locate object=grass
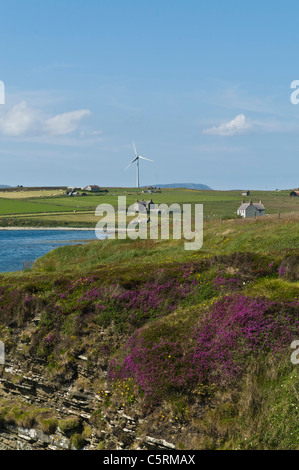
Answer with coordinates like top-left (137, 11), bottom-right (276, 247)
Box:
top-left (29, 213), bottom-right (299, 274)
top-left (0, 206), bottom-right (298, 450)
top-left (244, 278), bottom-right (299, 301)
top-left (0, 186), bottom-right (298, 227)
top-left (0, 189), bottom-right (66, 199)
top-left (58, 417), bottom-right (82, 435)
top-left (0, 400), bottom-right (57, 433)
top-left (0, 198), bottom-right (79, 215)
top-left (205, 357), bottom-right (299, 450)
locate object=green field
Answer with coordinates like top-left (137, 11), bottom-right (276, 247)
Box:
top-left (0, 213), bottom-right (298, 450)
top-left (0, 197), bottom-right (79, 215)
top-left (0, 187), bottom-right (298, 227)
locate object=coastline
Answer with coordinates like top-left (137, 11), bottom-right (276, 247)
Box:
top-left (0, 227), bottom-right (95, 231)
top-left (0, 228), bottom-right (106, 273)
top-left (0, 227), bottom-right (132, 233)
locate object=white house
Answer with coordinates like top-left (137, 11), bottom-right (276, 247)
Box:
top-left (132, 199), bottom-right (155, 212)
top-left (84, 185), bottom-right (100, 192)
top-left (126, 199), bottom-right (155, 218)
top-left (237, 200), bottom-right (265, 218)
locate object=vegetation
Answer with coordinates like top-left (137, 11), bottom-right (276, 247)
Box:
top-left (0, 196), bottom-right (298, 450)
top-left (0, 400), bottom-right (57, 432)
top-left (0, 186), bottom-right (298, 227)
top-left (58, 417), bottom-right (82, 435)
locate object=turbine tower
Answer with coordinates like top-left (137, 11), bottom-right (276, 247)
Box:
top-left (125, 141), bottom-right (154, 188)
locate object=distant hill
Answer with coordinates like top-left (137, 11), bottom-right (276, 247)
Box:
top-left (0, 185), bottom-right (11, 188)
top-left (153, 183), bottom-right (212, 190)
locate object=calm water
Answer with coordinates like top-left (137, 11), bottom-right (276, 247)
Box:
top-left (0, 229), bottom-right (106, 273)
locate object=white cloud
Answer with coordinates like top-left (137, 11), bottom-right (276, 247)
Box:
top-left (0, 101), bottom-right (91, 137)
top-left (43, 109), bottom-right (91, 135)
top-left (202, 114), bottom-right (251, 136)
top-left (79, 129), bottom-right (102, 138)
top-left (0, 101), bottom-right (40, 136)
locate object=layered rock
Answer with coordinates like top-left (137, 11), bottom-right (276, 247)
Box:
top-left (0, 351), bottom-right (181, 450)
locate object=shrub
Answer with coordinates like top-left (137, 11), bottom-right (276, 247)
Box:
top-left (39, 418), bottom-right (58, 435)
top-left (278, 255), bottom-right (299, 281)
top-left (58, 417), bottom-right (81, 435)
top-left (71, 433), bottom-right (86, 449)
top-left (108, 295), bottom-right (299, 401)
top-left (213, 275), bottom-right (242, 291)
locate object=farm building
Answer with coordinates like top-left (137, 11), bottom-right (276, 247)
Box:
top-left (133, 199), bottom-right (155, 212)
top-left (241, 190), bottom-right (250, 196)
top-left (237, 200), bottom-right (265, 218)
top-left (135, 199), bottom-right (155, 212)
top-left (84, 185), bottom-right (100, 192)
top-left (65, 188), bottom-right (79, 196)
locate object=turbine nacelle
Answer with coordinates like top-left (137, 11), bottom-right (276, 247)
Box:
top-left (125, 141), bottom-right (154, 188)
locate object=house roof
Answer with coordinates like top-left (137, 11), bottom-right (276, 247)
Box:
top-left (135, 199), bottom-right (153, 205)
top-left (238, 202), bottom-right (265, 211)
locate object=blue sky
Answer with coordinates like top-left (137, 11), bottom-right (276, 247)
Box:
top-left (1, 0), bottom-right (299, 190)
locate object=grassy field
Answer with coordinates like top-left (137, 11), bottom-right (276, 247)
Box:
top-left (0, 186), bottom-right (298, 227)
top-left (28, 212), bottom-right (299, 273)
top-left (0, 189), bottom-right (66, 198)
top-left (0, 208), bottom-right (298, 450)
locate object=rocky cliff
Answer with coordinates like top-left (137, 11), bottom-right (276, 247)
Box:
top-left (0, 347), bottom-right (186, 450)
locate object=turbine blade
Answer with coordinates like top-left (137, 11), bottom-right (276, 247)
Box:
top-left (138, 156), bottom-right (154, 162)
top-left (133, 141), bottom-right (137, 156)
top-left (125, 157), bottom-right (138, 170)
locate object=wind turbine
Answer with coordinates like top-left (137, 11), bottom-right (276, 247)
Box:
top-left (125, 141), bottom-right (154, 188)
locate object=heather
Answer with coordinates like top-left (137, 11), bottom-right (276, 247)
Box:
top-left (108, 295), bottom-right (299, 399)
top-left (0, 216), bottom-right (298, 450)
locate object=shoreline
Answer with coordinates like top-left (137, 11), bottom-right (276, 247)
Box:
top-left (0, 228), bottom-right (107, 273)
top-left (0, 227), bottom-right (133, 233)
top-left (0, 227), bottom-right (95, 231)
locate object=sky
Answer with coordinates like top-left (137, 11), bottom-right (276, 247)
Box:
top-left (1, 0), bottom-right (299, 190)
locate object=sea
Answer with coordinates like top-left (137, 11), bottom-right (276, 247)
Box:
top-left (0, 229), bottom-right (106, 273)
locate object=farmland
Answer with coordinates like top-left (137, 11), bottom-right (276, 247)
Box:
top-left (0, 186), bottom-right (298, 451)
top-left (0, 210), bottom-right (298, 450)
top-left (0, 186), bottom-right (298, 228)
